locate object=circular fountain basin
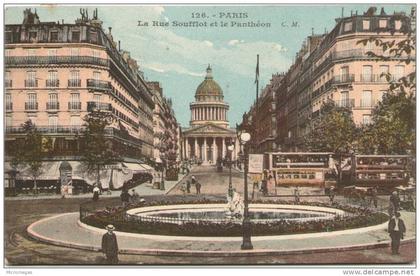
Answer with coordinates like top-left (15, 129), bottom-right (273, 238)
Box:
top-left (126, 204), bottom-right (346, 224)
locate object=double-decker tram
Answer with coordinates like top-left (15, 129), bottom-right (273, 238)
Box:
top-left (350, 155), bottom-right (413, 188)
top-left (264, 152), bottom-right (337, 189)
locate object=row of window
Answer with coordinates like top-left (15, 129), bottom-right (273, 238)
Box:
top-left (343, 18), bottom-right (402, 33)
top-left (313, 64), bottom-right (405, 89)
top-left (5, 48), bottom-right (102, 58)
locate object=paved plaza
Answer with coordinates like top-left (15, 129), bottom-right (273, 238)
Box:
top-left (5, 165), bottom-right (416, 265)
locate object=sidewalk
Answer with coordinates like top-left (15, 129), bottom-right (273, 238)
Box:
top-left (27, 209), bottom-right (415, 257)
top-left (5, 173), bottom-right (187, 201)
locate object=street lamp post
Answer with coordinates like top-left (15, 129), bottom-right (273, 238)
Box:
top-left (238, 131), bottom-right (253, 250)
top-left (227, 144), bottom-right (234, 198)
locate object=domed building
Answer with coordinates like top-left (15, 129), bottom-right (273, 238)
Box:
top-left (181, 65), bottom-right (239, 164)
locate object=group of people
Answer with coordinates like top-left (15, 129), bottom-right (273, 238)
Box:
top-left (180, 175), bottom-right (201, 194)
top-left (120, 188), bottom-right (141, 206)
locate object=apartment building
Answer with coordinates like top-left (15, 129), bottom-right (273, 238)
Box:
top-left (4, 9), bottom-right (156, 188)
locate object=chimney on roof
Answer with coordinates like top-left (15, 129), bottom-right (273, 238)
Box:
top-left (380, 7), bottom-right (387, 16)
top-left (118, 40), bottom-right (121, 51)
top-left (108, 27), bottom-right (112, 34)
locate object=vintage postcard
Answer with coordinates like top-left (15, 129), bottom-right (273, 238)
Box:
top-left (2, 1), bottom-right (417, 272)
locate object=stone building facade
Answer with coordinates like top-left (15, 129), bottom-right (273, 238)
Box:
top-left (4, 9), bottom-right (156, 188)
top-left (181, 66), bottom-right (239, 163)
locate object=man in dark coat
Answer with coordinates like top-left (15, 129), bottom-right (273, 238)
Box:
top-left (120, 189), bottom-right (130, 207)
top-left (101, 224), bottom-right (119, 264)
top-left (186, 180), bottom-right (191, 193)
top-left (388, 212), bottom-right (406, 255)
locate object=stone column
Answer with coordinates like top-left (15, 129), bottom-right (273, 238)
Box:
top-left (194, 138), bottom-right (198, 157)
top-left (186, 138), bottom-right (190, 158)
top-left (212, 137), bottom-right (216, 163)
top-left (222, 137), bottom-right (226, 158)
top-left (203, 137), bottom-right (207, 163)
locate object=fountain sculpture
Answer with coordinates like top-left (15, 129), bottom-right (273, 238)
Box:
top-left (226, 189), bottom-right (244, 219)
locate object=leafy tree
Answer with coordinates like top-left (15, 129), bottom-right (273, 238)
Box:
top-left (306, 101), bottom-right (357, 153)
top-left (305, 101), bottom-right (357, 182)
top-left (357, 92), bottom-right (415, 154)
top-left (11, 120), bottom-right (52, 193)
top-left (80, 110), bottom-right (121, 190)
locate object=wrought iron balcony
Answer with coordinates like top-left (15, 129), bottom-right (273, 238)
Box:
top-left (5, 56), bottom-right (109, 67)
top-left (332, 74), bottom-right (355, 84)
top-left (359, 99), bottom-right (379, 108)
top-left (46, 79), bottom-right (60, 87)
top-left (25, 102), bottom-right (38, 111)
top-left (25, 79), bottom-right (38, 88)
top-left (87, 101), bottom-right (112, 112)
top-left (87, 79), bottom-right (111, 91)
top-left (6, 125), bottom-right (84, 134)
top-left (68, 102), bottom-right (82, 110)
top-left (68, 79), bottom-right (81, 87)
top-left (335, 99), bottom-right (355, 108)
top-left (46, 102), bottom-right (60, 110)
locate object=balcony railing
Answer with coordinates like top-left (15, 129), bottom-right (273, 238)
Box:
top-left (68, 102), bottom-right (82, 110)
top-left (5, 56), bottom-right (109, 67)
top-left (87, 79), bottom-right (111, 91)
top-left (87, 101), bottom-right (112, 112)
top-left (25, 79), bottom-right (38, 88)
top-left (5, 80), bottom-right (12, 88)
top-left (335, 99), bottom-right (355, 108)
top-left (46, 102), bottom-right (60, 110)
top-left (359, 99), bottom-right (379, 108)
top-left (6, 102), bottom-right (12, 111)
top-left (25, 102), bottom-right (38, 110)
top-left (6, 125), bottom-right (84, 134)
top-left (6, 126), bottom-right (142, 147)
top-left (68, 79), bottom-right (81, 87)
top-left (46, 79), bottom-right (60, 87)
top-left (332, 74), bottom-right (355, 84)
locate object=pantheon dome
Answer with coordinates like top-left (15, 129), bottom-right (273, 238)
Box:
top-left (190, 65), bottom-right (229, 128)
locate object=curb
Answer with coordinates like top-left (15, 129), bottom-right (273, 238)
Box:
top-left (164, 173), bottom-right (190, 195)
top-left (27, 212), bottom-right (416, 257)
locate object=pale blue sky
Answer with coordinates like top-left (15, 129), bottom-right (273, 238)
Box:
top-left (5, 4), bottom-right (413, 127)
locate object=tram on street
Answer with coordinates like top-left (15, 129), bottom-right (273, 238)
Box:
top-left (264, 152), bottom-right (337, 189)
top-left (349, 155), bottom-right (413, 188)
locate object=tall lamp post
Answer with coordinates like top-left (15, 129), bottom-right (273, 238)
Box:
top-left (227, 143), bottom-right (234, 198)
top-left (238, 130), bottom-right (253, 250)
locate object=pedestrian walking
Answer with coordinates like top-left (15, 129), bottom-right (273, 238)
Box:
top-left (120, 188), bottom-right (130, 207)
top-left (388, 212), bottom-right (406, 255)
top-left (186, 180), bottom-right (191, 193)
top-left (92, 185), bottom-right (100, 201)
top-left (328, 186), bottom-right (335, 204)
top-left (196, 181), bottom-right (201, 194)
top-left (371, 186), bottom-right (378, 208)
top-left (130, 189), bottom-right (139, 203)
top-left (101, 224), bottom-right (119, 264)
top-left (294, 187), bottom-right (300, 204)
top-left (389, 191), bottom-right (400, 216)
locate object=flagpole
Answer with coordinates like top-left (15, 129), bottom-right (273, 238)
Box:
top-left (255, 54), bottom-right (259, 108)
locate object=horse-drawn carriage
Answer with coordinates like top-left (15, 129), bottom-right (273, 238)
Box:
top-left (395, 185), bottom-right (415, 212)
top-left (343, 185), bottom-right (378, 207)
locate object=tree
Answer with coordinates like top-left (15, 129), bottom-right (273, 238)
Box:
top-left (305, 101), bottom-right (357, 153)
top-left (357, 91), bottom-right (415, 154)
top-left (305, 101), bottom-right (357, 182)
top-left (11, 120), bottom-right (52, 193)
top-left (80, 111), bottom-right (121, 190)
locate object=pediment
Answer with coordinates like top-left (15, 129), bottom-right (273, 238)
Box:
top-left (183, 123), bottom-right (235, 135)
